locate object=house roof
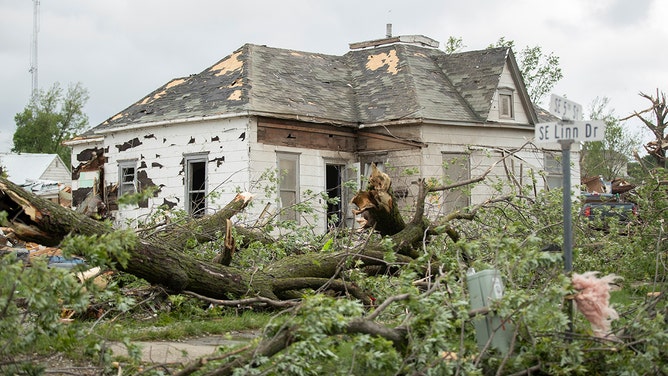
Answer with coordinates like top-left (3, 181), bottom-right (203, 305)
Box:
top-left (90, 38), bottom-right (537, 133)
top-left (0, 153), bottom-right (66, 185)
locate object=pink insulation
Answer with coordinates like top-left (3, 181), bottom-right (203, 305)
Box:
top-left (571, 271), bottom-right (621, 338)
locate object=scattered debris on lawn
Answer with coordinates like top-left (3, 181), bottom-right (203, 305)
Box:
top-left (1, 227), bottom-right (85, 267)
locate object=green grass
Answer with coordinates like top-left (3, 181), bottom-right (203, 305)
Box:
top-left (97, 309), bottom-right (273, 342)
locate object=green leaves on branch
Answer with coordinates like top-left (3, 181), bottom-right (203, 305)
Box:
top-left (13, 82), bottom-right (89, 166)
top-left (489, 37), bottom-right (563, 103)
top-left (580, 96), bottom-right (640, 180)
top-left (61, 229), bottom-right (137, 270)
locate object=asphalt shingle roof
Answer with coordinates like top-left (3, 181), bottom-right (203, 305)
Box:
top-left (91, 41), bottom-right (534, 132)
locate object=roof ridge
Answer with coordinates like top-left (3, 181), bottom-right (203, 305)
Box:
top-left (392, 44), bottom-right (424, 121)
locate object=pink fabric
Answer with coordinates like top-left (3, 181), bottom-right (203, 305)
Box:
top-left (571, 271), bottom-right (621, 337)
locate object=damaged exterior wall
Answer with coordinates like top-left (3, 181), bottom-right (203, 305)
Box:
top-left (71, 116), bottom-right (360, 232)
top-left (107, 117), bottom-right (249, 226)
top-left (67, 36), bottom-right (579, 233)
top-left (249, 118), bottom-right (358, 231)
top-left (71, 118), bottom-right (251, 227)
top-left (70, 139), bottom-right (106, 211)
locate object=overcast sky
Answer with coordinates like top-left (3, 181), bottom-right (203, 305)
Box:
top-left (1, 0), bottom-right (666, 154)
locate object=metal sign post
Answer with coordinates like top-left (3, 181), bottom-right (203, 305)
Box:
top-left (559, 139), bottom-right (574, 276)
top-left (559, 139), bottom-right (575, 337)
top-left (536, 94), bottom-right (607, 337)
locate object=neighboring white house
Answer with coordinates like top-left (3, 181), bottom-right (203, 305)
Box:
top-left (65, 34), bottom-right (577, 231)
top-left (0, 152), bottom-right (71, 203)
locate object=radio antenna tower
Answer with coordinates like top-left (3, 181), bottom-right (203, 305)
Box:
top-left (29, 0), bottom-right (40, 104)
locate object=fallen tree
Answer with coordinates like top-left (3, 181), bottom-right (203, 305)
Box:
top-left (0, 164), bottom-right (444, 305)
top-left (0, 152), bottom-right (513, 305)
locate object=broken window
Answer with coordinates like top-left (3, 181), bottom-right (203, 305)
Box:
top-left (118, 160), bottom-right (137, 197)
top-left (185, 154), bottom-right (207, 217)
top-left (544, 152), bottom-right (563, 189)
top-left (277, 152), bottom-right (299, 222)
top-left (498, 89), bottom-right (514, 119)
top-left (442, 153), bottom-right (471, 210)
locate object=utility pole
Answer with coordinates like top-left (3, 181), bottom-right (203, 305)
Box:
top-left (29, 0), bottom-right (40, 104)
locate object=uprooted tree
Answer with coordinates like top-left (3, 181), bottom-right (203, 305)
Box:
top-left (1, 149), bottom-right (666, 375)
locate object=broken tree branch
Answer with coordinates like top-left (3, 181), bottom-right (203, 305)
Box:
top-left (182, 291), bottom-right (299, 309)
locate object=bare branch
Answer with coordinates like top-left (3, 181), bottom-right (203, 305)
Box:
top-left (183, 291), bottom-right (299, 308)
top-left (367, 293), bottom-right (411, 320)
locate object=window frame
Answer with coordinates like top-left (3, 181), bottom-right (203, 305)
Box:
top-left (544, 152), bottom-right (563, 189)
top-left (184, 153), bottom-right (209, 217)
top-left (276, 152), bottom-right (300, 222)
top-left (442, 152), bottom-right (471, 210)
top-left (498, 88), bottom-right (515, 119)
top-left (117, 159), bottom-right (137, 197)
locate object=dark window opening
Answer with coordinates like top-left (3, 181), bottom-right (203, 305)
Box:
top-left (187, 159), bottom-right (207, 217)
top-left (326, 164), bottom-right (343, 227)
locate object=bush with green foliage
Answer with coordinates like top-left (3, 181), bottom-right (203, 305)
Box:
top-left (0, 227), bottom-right (138, 373)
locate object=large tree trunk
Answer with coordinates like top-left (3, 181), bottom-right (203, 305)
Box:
top-left (0, 176), bottom-right (430, 303)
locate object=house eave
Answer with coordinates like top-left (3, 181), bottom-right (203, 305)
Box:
top-left (93, 112), bottom-right (254, 134)
top-left (94, 111), bottom-right (358, 135)
top-left (62, 135), bottom-right (105, 146)
top-left (360, 118), bottom-right (535, 131)
top-left (253, 111), bottom-right (358, 128)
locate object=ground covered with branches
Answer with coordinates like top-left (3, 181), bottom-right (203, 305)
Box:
top-left (0, 164), bottom-right (666, 375)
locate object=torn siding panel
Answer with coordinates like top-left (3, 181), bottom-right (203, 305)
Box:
top-left (70, 142), bottom-right (105, 210)
top-left (257, 118), bottom-right (356, 152)
top-left (115, 137), bottom-right (143, 152)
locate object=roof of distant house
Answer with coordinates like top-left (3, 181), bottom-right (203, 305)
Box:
top-left (88, 37), bottom-right (539, 133)
top-left (0, 153), bottom-right (66, 185)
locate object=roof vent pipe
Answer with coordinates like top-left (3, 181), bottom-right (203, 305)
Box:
top-left (386, 23), bottom-right (392, 38)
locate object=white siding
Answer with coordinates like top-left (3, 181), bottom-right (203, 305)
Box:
top-left (102, 117), bottom-right (251, 226)
top-left (69, 140), bottom-right (103, 194)
top-left (378, 123), bottom-right (580, 220)
top-left (88, 115), bottom-right (580, 231)
top-left (40, 156), bottom-right (71, 184)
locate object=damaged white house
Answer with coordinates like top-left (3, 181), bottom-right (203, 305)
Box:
top-left (65, 34), bottom-right (575, 230)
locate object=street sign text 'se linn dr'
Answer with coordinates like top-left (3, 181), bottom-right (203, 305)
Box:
top-left (535, 120), bottom-right (606, 143)
top-left (536, 94), bottom-right (606, 143)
